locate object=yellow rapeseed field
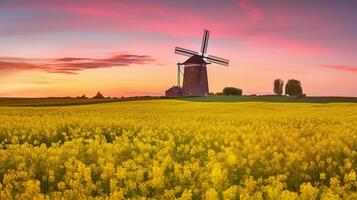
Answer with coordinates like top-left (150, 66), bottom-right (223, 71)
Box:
top-left (0, 100), bottom-right (356, 199)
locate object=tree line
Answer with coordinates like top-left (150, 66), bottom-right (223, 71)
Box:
top-left (219, 78), bottom-right (305, 97)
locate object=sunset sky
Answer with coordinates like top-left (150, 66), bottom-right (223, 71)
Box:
top-left (0, 0), bottom-right (356, 97)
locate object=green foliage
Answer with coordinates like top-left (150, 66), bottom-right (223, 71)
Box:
top-left (222, 87), bottom-right (243, 96)
top-left (285, 79), bottom-right (303, 96)
top-left (274, 79), bottom-right (284, 96)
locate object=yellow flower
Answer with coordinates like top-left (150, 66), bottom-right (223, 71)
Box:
top-left (320, 172), bottom-right (326, 180)
top-left (344, 171), bottom-right (356, 182)
top-left (223, 186), bottom-right (238, 200)
top-left (300, 182), bottom-right (319, 200)
top-left (205, 188), bottom-right (219, 200)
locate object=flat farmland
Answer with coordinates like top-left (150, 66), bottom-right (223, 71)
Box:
top-left (0, 98), bottom-right (356, 199)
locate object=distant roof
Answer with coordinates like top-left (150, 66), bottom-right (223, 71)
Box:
top-left (183, 55), bottom-right (208, 65)
top-left (165, 86), bottom-right (182, 92)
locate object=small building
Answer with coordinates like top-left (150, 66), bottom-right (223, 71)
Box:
top-left (165, 86), bottom-right (183, 97)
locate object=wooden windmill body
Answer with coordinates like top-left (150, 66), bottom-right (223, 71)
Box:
top-left (182, 55), bottom-right (209, 96)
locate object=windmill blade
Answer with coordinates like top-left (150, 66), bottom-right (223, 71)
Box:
top-left (206, 55), bottom-right (229, 66)
top-left (175, 47), bottom-right (199, 57)
top-left (201, 30), bottom-right (210, 55)
top-left (177, 64), bottom-right (181, 87)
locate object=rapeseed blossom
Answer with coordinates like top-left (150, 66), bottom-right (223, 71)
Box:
top-left (0, 100), bottom-right (356, 199)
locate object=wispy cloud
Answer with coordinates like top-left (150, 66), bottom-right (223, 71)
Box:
top-left (0, 53), bottom-right (155, 75)
top-left (319, 64), bottom-right (357, 73)
top-left (239, 0), bottom-right (262, 24)
top-left (0, 0), bottom-right (339, 57)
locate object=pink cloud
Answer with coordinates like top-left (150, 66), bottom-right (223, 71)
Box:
top-left (0, 53), bottom-right (155, 75)
top-left (319, 64), bottom-right (357, 73)
top-left (55, 57), bottom-right (88, 62)
top-left (0, 0), bottom-right (340, 57)
top-left (239, 0), bottom-right (262, 24)
top-left (270, 37), bottom-right (332, 56)
top-left (0, 1), bottom-right (256, 37)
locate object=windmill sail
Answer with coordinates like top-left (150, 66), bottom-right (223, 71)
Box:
top-left (206, 55), bottom-right (229, 66)
top-left (175, 47), bottom-right (199, 57)
top-left (201, 30), bottom-right (210, 55)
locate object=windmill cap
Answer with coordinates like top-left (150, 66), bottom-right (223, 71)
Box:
top-left (183, 55), bottom-right (208, 65)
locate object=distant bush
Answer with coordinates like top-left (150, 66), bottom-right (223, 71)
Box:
top-left (222, 87), bottom-right (243, 96)
top-left (297, 93), bottom-right (307, 98)
top-left (285, 79), bottom-right (303, 96)
top-left (274, 79), bottom-right (284, 96)
top-left (93, 91), bottom-right (105, 99)
top-left (77, 95), bottom-right (88, 99)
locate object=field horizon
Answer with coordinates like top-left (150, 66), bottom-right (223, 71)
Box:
top-left (0, 95), bottom-right (357, 107)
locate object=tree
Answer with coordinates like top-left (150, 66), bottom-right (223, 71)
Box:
top-left (285, 79), bottom-right (303, 96)
top-left (78, 94), bottom-right (87, 99)
top-left (93, 91), bottom-right (105, 99)
top-left (274, 79), bottom-right (284, 96)
top-left (222, 87), bottom-right (243, 96)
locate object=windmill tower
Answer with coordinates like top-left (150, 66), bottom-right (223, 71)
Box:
top-left (166, 30), bottom-right (229, 97)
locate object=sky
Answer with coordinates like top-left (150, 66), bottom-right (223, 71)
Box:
top-left (0, 0), bottom-right (356, 97)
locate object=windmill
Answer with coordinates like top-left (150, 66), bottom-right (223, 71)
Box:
top-left (165, 30), bottom-right (229, 97)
